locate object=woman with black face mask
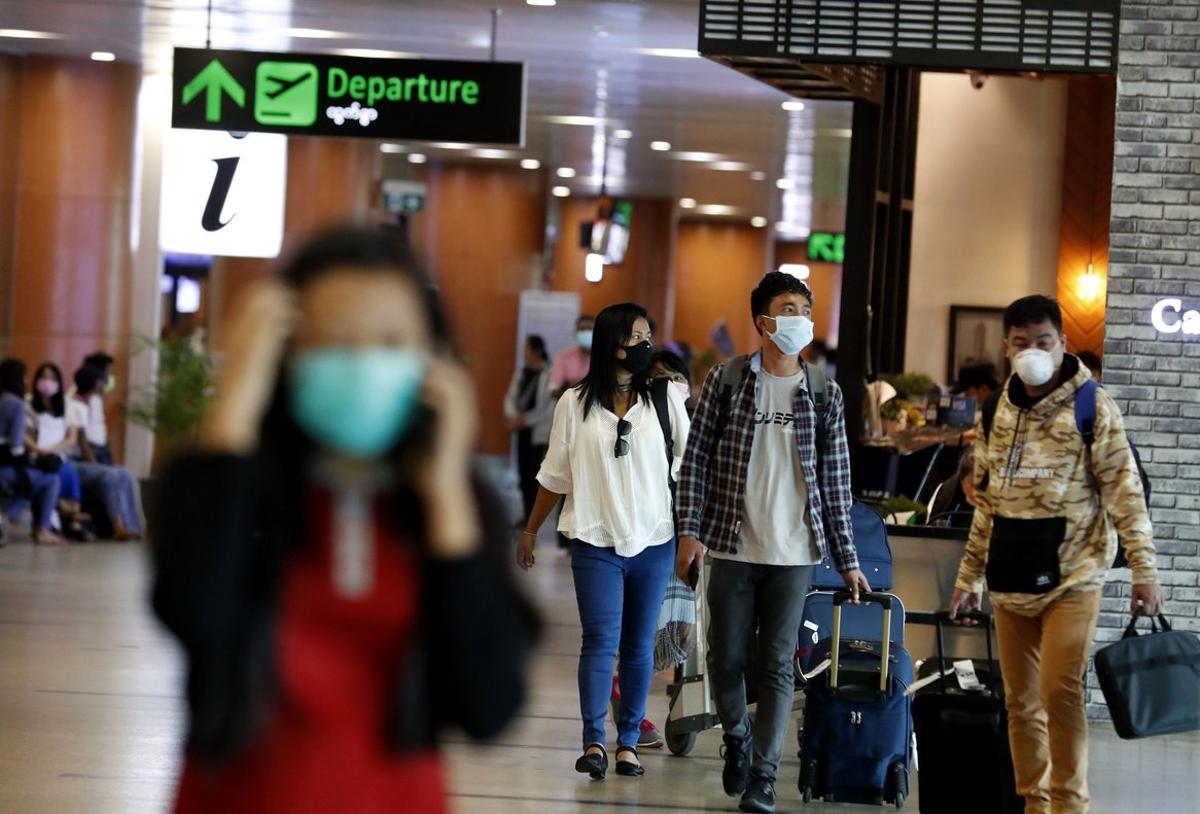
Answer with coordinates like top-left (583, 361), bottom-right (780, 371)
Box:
top-left (519, 303), bottom-right (690, 781)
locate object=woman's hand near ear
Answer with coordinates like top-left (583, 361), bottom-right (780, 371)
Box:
top-left (200, 282), bottom-right (298, 455)
top-left (414, 356), bottom-right (482, 559)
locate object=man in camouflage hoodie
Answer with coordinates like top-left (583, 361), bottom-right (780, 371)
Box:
top-left (950, 295), bottom-right (1163, 814)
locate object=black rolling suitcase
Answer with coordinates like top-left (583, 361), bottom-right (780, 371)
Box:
top-left (908, 611), bottom-right (1023, 814)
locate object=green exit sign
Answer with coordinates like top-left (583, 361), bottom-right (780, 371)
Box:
top-left (807, 232), bottom-right (845, 264)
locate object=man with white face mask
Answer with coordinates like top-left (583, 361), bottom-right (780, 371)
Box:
top-left (676, 272), bottom-right (867, 813)
top-left (950, 295), bottom-right (1162, 814)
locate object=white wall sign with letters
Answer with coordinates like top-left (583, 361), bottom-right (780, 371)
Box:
top-left (1150, 298), bottom-right (1200, 336)
top-left (160, 129), bottom-right (287, 258)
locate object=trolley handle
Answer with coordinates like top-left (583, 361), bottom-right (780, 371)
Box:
top-left (829, 592), bottom-right (896, 694)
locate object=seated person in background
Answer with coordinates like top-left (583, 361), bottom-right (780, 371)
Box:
top-left (925, 446), bottom-right (976, 528)
top-left (79, 352), bottom-right (116, 465)
top-left (1077, 350), bottom-right (1102, 383)
top-left (0, 358), bottom-right (64, 545)
top-left (28, 362), bottom-right (93, 541)
top-left (69, 365), bottom-right (142, 541)
top-left (954, 361), bottom-right (1001, 407)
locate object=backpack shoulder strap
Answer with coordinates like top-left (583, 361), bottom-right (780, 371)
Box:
top-left (805, 362), bottom-right (828, 461)
top-left (650, 377), bottom-right (674, 476)
top-left (981, 391), bottom-right (1003, 442)
top-left (1074, 379), bottom-right (1098, 449)
top-left (714, 355), bottom-right (750, 441)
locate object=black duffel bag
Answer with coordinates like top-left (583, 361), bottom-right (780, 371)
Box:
top-left (1095, 612), bottom-right (1200, 740)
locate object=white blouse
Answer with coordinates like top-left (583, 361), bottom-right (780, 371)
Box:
top-left (537, 386), bottom-right (690, 558)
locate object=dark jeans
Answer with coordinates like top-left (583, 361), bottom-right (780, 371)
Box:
top-left (515, 430), bottom-right (545, 520)
top-left (707, 558), bottom-right (814, 782)
top-left (0, 466), bottom-right (62, 530)
top-left (571, 539), bottom-right (673, 749)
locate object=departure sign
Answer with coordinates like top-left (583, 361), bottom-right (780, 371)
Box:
top-left (172, 48), bottom-right (526, 145)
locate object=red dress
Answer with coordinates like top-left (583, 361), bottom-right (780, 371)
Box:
top-left (173, 488), bottom-right (446, 814)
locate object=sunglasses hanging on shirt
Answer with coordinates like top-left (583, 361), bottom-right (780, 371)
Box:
top-left (615, 418), bottom-right (632, 459)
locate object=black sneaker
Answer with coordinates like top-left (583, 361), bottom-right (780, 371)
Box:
top-left (720, 729), bottom-right (753, 797)
top-left (739, 774), bottom-right (777, 813)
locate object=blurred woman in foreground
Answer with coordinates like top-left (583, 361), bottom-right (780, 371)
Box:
top-left (152, 226), bottom-right (537, 814)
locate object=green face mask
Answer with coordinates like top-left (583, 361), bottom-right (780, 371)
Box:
top-left (105, 374), bottom-right (117, 394)
top-left (289, 348), bottom-right (427, 459)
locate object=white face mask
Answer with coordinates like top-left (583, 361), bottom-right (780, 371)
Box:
top-left (762, 314), bottom-right (814, 356)
top-left (1012, 348), bottom-right (1056, 387)
top-left (670, 381), bottom-right (690, 402)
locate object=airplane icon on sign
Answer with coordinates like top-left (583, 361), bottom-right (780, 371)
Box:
top-left (254, 61), bottom-right (319, 126)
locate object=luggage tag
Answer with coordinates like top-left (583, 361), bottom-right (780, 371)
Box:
top-left (953, 659), bottom-right (985, 691)
top-left (804, 619), bottom-right (820, 644)
top-left (800, 658), bottom-right (832, 682)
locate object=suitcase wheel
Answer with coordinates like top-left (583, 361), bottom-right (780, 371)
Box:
top-left (888, 761), bottom-right (908, 809)
top-left (665, 728), bottom-right (697, 757)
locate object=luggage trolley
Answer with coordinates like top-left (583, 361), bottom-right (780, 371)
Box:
top-left (663, 557), bottom-right (719, 756)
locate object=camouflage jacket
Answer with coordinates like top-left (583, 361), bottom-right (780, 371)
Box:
top-left (955, 355), bottom-right (1158, 614)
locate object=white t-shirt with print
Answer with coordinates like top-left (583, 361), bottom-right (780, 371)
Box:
top-left (712, 367), bottom-right (820, 566)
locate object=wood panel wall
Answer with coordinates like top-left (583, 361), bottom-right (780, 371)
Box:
top-left (0, 56), bottom-right (21, 355)
top-left (549, 197), bottom-right (675, 337)
top-left (3, 57), bottom-right (139, 457)
top-left (673, 221), bottom-right (770, 358)
top-left (1057, 75), bottom-right (1116, 357)
top-left (414, 162), bottom-right (546, 455)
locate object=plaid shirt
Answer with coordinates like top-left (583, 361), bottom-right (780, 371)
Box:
top-left (676, 353), bottom-right (860, 572)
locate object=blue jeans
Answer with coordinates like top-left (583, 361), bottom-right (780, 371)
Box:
top-left (571, 539), bottom-right (673, 750)
top-left (0, 466), bottom-right (62, 530)
top-left (73, 461), bottom-right (141, 534)
top-left (59, 460), bottom-right (82, 503)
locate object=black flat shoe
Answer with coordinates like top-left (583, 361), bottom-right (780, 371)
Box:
top-left (575, 744), bottom-right (608, 780)
top-left (615, 746), bottom-right (645, 777)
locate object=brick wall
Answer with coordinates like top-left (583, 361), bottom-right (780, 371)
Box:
top-left (1096, 0), bottom-right (1200, 716)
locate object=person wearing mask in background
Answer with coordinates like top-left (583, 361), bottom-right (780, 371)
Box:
top-left (950, 295), bottom-right (1162, 814)
top-left (0, 359), bottom-right (64, 545)
top-left (80, 352), bottom-right (116, 465)
top-left (676, 272), bottom-right (869, 813)
top-left (152, 227), bottom-right (537, 814)
top-left (548, 315), bottom-right (597, 549)
top-left (505, 335), bottom-right (555, 521)
top-left (68, 366), bottom-right (142, 541)
top-left (549, 315), bottom-right (595, 400)
top-left (651, 349), bottom-right (694, 416)
top-left (28, 363), bottom-right (92, 541)
top-left (925, 446), bottom-right (976, 528)
top-left (1076, 350), bottom-right (1102, 384)
top-left (519, 303), bottom-right (689, 781)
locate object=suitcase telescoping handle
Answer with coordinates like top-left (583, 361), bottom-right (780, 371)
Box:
top-left (908, 609), bottom-right (998, 696)
top-left (830, 591), bottom-right (895, 693)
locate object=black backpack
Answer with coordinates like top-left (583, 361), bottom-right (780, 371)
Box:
top-left (981, 380), bottom-right (1150, 568)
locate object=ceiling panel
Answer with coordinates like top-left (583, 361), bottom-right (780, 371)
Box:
top-left (0, 0), bottom-right (853, 233)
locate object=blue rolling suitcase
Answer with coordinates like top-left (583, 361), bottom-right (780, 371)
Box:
top-left (799, 592), bottom-right (913, 809)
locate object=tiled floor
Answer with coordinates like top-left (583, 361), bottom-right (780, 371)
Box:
top-left (0, 536), bottom-right (1197, 813)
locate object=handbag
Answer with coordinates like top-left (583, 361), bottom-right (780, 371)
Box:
top-left (33, 454), bottom-right (62, 473)
top-left (1094, 612), bottom-right (1200, 740)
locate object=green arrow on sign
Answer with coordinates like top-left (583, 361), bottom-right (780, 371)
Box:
top-left (182, 59), bottom-right (246, 123)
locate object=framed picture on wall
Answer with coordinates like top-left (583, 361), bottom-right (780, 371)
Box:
top-left (947, 305), bottom-right (1007, 385)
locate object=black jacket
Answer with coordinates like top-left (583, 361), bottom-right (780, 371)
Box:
top-left (151, 453), bottom-right (537, 763)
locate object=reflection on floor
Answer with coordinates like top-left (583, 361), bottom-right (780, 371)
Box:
top-left (0, 538), bottom-right (1197, 813)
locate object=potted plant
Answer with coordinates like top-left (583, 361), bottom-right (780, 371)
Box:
top-left (126, 335), bottom-right (215, 524)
